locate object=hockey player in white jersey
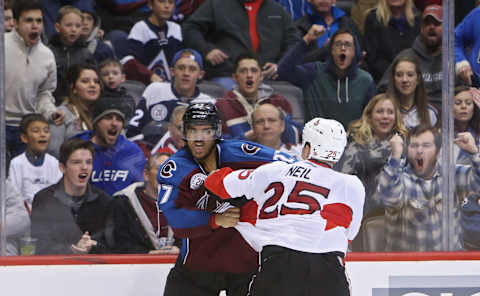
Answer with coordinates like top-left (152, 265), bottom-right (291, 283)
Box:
top-left (204, 117), bottom-right (365, 296)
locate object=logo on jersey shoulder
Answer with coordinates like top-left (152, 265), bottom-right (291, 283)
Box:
top-left (241, 143), bottom-right (261, 155)
top-left (238, 169), bottom-right (253, 180)
top-left (160, 160), bottom-right (177, 178)
top-left (150, 104), bottom-right (168, 121)
top-left (190, 173), bottom-right (206, 190)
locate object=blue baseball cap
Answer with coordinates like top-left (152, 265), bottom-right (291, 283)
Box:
top-left (171, 48), bottom-right (204, 69)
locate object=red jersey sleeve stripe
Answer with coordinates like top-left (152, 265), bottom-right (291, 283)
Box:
top-left (204, 167), bottom-right (234, 200)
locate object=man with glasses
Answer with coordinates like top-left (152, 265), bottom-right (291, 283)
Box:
top-left (157, 102), bottom-right (296, 296)
top-left (278, 25), bottom-right (375, 129)
top-left (295, 0), bottom-right (362, 63)
top-left (375, 125), bottom-right (480, 251)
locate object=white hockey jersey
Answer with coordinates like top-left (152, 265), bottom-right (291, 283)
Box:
top-left (204, 159), bottom-right (365, 255)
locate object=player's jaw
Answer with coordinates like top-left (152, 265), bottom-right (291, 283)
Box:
top-left (187, 139), bottom-right (216, 161)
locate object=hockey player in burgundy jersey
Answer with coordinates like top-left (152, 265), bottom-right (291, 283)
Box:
top-left (205, 117), bottom-right (365, 296)
top-left (157, 102), bottom-right (296, 296)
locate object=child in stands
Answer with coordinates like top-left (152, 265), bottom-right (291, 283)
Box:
top-left (8, 114), bottom-right (62, 214)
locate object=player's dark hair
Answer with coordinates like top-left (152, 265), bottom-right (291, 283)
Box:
top-left (20, 113), bottom-right (48, 135)
top-left (59, 138), bottom-right (95, 165)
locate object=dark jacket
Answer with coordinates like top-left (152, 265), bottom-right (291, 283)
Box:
top-left (364, 9), bottom-right (420, 82)
top-left (295, 6), bottom-right (363, 63)
top-left (278, 35), bottom-right (375, 128)
top-left (182, 0), bottom-right (300, 78)
top-left (31, 179), bottom-right (113, 255)
top-left (48, 34), bottom-right (95, 103)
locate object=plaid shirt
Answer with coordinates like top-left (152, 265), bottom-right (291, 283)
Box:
top-left (375, 153), bottom-right (480, 251)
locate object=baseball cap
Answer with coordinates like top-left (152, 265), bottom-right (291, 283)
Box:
top-left (171, 48), bottom-right (204, 69)
top-left (92, 97), bottom-right (126, 127)
top-left (422, 4), bottom-right (442, 22)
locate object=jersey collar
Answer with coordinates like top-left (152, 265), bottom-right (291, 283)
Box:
top-left (308, 159), bottom-right (332, 168)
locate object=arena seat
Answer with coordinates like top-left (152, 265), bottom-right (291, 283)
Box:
top-left (122, 80), bottom-right (147, 106)
top-left (362, 215), bottom-right (386, 252)
top-left (198, 81), bottom-right (228, 100)
top-left (335, 0), bottom-right (354, 15)
top-left (265, 81), bottom-right (305, 124)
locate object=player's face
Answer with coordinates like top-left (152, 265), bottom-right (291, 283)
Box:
top-left (60, 148), bottom-right (93, 194)
top-left (55, 12), bottom-right (82, 46)
top-left (4, 9), bottom-right (15, 32)
top-left (93, 114), bottom-right (124, 147)
top-left (407, 131), bottom-right (438, 179)
top-left (81, 12), bottom-right (95, 39)
top-left (185, 124), bottom-right (217, 161)
top-left (149, 0), bottom-right (175, 24)
top-left (453, 90), bottom-right (474, 125)
top-left (73, 69), bottom-right (101, 102)
top-left (15, 9), bottom-right (43, 47)
top-left (307, 0), bottom-right (334, 13)
top-left (331, 33), bottom-right (355, 72)
top-left (370, 99), bottom-right (396, 140)
top-left (233, 58), bottom-right (263, 99)
top-left (421, 16), bottom-right (442, 50)
top-left (252, 104), bottom-right (285, 145)
top-left (100, 64), bottom-right (125, 90)
top-left (394, 61), bottom-right (418, 98)
top-left (21, 121), bottom-right (51, 154)
top-left (172, 57), bottom-right (204, 96)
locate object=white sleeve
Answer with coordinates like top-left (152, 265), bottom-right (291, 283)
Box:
top-left (222, 168), bottom-right (258, 201)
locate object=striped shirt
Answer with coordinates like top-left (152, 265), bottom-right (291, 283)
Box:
top-left (375, 153), bottom-right (480, 251)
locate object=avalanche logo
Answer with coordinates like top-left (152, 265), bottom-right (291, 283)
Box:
top-left (241, 144), bottom-right (260, 155)
top-left (190, 173), bottom-right (206, 190)
top-left (160, 160), bottom-right (177, 178)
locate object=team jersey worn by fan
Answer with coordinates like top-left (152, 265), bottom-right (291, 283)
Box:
top-left (157, 139), bottom-right (297, 272)
top-left (126, 82), bottom-right (214, 141)
top-left (205, 159), bottom-right (365, 255)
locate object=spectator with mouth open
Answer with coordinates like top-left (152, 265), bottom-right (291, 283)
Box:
top-left (75, 96), bottom-right (146, 195)
top-left (278, 25), bottom-right (375, 129)
top-left (31, 138), bottom-right (113, 255)
top-left (5, 0), bottom-right (65, 164)
top-left (216, 53), bottom-right (302, 145)
top-left (376, 125), bottom-right (480, 251)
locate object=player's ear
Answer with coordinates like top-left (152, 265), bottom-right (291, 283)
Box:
top-left (301, 143), bottom-right (310, 160)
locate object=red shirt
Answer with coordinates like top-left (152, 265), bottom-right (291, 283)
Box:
top-left (244, 0), bottom-right (263, 52)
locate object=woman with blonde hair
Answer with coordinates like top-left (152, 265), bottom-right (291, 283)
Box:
top-left (364, 0), bottom-right (420, 82)
top-left (48, 63), bottom-right (102, 157)
top-left (335, 93), bottom-right (407, 216)
top-left (387, 54), bottom-right (438, 129)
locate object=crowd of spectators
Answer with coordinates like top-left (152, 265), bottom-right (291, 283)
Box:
top-left (3, 0), bottom-right (480, 259)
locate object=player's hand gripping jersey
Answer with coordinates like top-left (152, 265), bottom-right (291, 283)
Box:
top-left (157, 139), bottom-right (296, 272)
top-left (205, 159), bottom-right (365, 255)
